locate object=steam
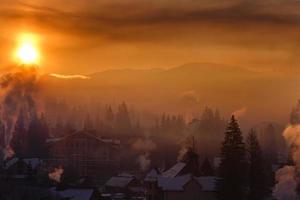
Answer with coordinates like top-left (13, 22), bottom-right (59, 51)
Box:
top-left (50, 73), bottom-right (90, 80)
top-left (49, 166), bottom-right (64, 182)
top-left (132, 138), bottom-right (156, 171)
top-left (0, 67), bottom-right (40, 159)
top-left (177, 146), bottom-right (188, 161)
top-left (232, 107), bottom-right (247, 119)
top-left (137, 154), bottom-right (151, 172)
top-left (273, 166), bottom-right (298, 200)
top-left (273, 125), bottom-right (300, 200)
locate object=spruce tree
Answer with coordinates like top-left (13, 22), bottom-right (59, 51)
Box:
top-left (246, 129), bottom-right (265, 200)
top-left (10, 110), bottom-right (27, 157)
top-left (217, 115), bottom-right (246, 200)
top-left (201, 157), bottom-right (214, 176)
top-left (115, 102), bottom-right (132, 134)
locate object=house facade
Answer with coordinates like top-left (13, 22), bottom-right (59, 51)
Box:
top-left (47, 130), bottom-right (121, 178)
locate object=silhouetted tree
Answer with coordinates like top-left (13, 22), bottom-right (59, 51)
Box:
top-left (262, 124), bottom-right (278, 163)
top-left (217, 115), bottom-right (246, 200)
top-left (201, 157), bottom-right (214, 176)
top-left (10, 110), bottom-right (27, 157)
top-left (83, 114), bottom-right (94, 130)
top-left (180, 136), bottom-right (201, 176)
top-left (27, 112), bottom-right (49, 158)
top-left (105, 105), bottom-right (114, 123)
top-left (115, 102), bottom-right (132, 134)
top-left (246, 129), bottom-right (266, 200)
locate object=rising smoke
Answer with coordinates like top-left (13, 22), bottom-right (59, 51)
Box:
top-left (0, 65), bottom-right (40, 159)
top-left (273, 125), bottom-right (300, 200)
top-left (132, 138), bottom-right (156, 171)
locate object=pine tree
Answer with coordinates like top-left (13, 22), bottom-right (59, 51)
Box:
top-left (27, 113), bottom-right (49, 158)
top-left (201, 157), bottom-right (214, 176)
top-left (83, 114), bottom-right (94, 130)
top-left (246, 129), bottom-right (265, 200)
top-left (105, 105), bottom-right (114, 123)
top-left (263, 124), bottom-right (278, 163)
top-left (115, 102), bottom-right (132, 134)
top-left (217, 115), bottom-right (246, 200)
top-left (10, 110), bottom-right (27, 157)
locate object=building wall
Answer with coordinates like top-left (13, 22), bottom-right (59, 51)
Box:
top-left (48, 132), bottom-right (120, 178)
top-left (163, 180), bottom-right (217, 200)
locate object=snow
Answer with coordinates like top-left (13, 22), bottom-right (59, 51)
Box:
top-left (4, 157), bottom-right (19, 169)
top-left (50, 188), bottom-right (93, 200)
top-left (145, 168), bottom-right (160, 182)
top-left (157, 174), bottom-right (192, 191)
top-left (196, 176), bottom-right (216, 191)
top-left (46, 137), bottom-right (63, 143)
top-left (23, 158), bottom-right (42, 169)
top-left (106, 176), bottom-right (134, 188)
top-left (162, 162), bottom-right (186, 178)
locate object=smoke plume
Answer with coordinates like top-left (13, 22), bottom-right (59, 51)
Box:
top-left (0, 66), bottom-right (40, 159)
top-left (49, 166), bottom-right (64, 182)
top-left (273, 125), bottom-right (300, 200)
top-left (132, 138), bottom-right (156, 171)
top-left (232, 107), bottom-right (247, 119)
top-left (273, 166), bottom-right (298, 200)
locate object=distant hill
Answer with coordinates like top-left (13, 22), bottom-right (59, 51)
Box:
top-left (42, 63), bottom-right (300, 125)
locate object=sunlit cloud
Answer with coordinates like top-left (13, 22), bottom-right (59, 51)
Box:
top-left (49, 73), bottom-right (90, 79)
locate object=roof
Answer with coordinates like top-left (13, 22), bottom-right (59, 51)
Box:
top-left (157, 174), bottom-right (194, 191)
top-left (4, 157), bottom-right (19, 169)
top-left (145, 168), bottom-right (160, 182)
top-left (106, 176), bottom-right (134, 188)
top-left (196, 176), bottom-right (217, 191)
top-left (162, 162), bottom-right (186, 178)
top-left (23, 158), bottom-right (42, 169)
top-left (46, 130), bottom-right (120, 146)
top-left (4, 158), bottom-right (43, 170)
top-left (50, 188), bottom-right (94, 200)
top-left (157, 174), bottom-right (217, 192)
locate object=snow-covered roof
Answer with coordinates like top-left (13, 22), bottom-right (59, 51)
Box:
top-left (157, 174), bottom-right (194, 191)
top-left (162, 162), bottom-right (186, 178)
top-left (106, 176), bottom-right (134, 188)
top-left (23, 158), bottom-right (42, 169)
top-left (196, 176), bottom-right (216, 191)
top-left (4, 157), bottom-right (19, 169)
top-left (46, 138), bottom-right (63, 143)
top-left (118, 172), bottom-right (135, 178)
top-left (157, 174), bottom-right (216, 192)
top-left (50, 188), bottom-right (93, 200)
top-left (145, 168), bottom-right (160, 182)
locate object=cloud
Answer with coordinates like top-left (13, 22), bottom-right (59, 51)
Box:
top-left (2, 0), bottom-right (300, 40)
top-left (49, 73), bottom-right (90, 80)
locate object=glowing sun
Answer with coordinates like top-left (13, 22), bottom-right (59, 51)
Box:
top-left (15, 33), bottom-right (40, 65)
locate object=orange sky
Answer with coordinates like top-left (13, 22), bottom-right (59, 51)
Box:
top-left (1, 0), bottom-right (300, 74)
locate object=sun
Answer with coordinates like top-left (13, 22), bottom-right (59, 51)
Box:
top-left (15, 33), bottom-right (40, 65)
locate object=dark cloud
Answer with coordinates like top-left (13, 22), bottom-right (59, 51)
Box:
top-left (2, 0), bottom-right (300, 40)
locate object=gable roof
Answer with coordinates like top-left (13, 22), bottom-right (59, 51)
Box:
top-left (23, 158), bottom-right (42, 169)
top-left (195, 176), bottom-right (216, 191)
top-left (106, 176), bottom-right (134, 188)
top-left (47, 130), bottom-right (120, 146)
top-left (50, 188), bottom-right (94, 200)
top-left (3, 157), bottom-right (20, 169)
top-left (157, 174), bottom-right (196, 191)
top-left (162, 162), bottom-right (186, 178)
top-left (145, 168), bottom-right (161, 182)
